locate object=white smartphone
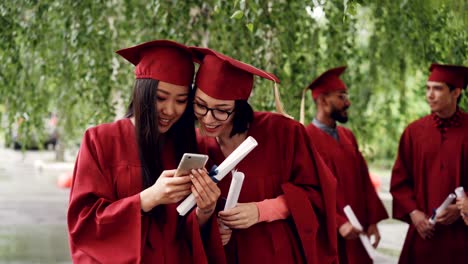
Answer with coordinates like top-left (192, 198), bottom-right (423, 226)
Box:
top-left (175, 153), bottom-right (209, 177)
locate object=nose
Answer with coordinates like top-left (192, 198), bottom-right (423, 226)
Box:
top-left (161, 100), bottom-right (175, 116)
top-left (345, 99), bottom-right (351, 108)
top-left (202, 109), bottom-right (217, 123)
top-left (426, 88), bottom-right (434, 99)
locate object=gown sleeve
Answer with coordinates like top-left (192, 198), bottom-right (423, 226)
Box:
top-left (67, 129), bottom-right (143, 263)
top-left (350, 133), bottom-right (389, 226)
top-left (281, 123), bottom-right (338, 264)
top-left (390, 127), bottom-right (418, 223)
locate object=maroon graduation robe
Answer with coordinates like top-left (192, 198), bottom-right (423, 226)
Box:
top-left (391, 112), bottom-right (468, 264)
top-left (198, 112), bottom-right (338, 264)
top-left (67, 118), bottom-right (224, 263)
top-left (306, 124), bottom-right (388, 264)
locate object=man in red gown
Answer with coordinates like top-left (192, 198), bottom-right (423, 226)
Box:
top-left (390, 63), bottom-right (468, 263)
top-left (303, 66), bottom-right (388, 264)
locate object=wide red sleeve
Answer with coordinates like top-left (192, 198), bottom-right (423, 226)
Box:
top-left (184, 210), bottom-right (226, 264)
top-left (282, 124), bottom-right (338, 264)
top-left (305, 125), bottom-right (348, 230)
top-left (390, 127), bottom-right (418, 223)
top-left (359, 153), bottom-right (389, 224)
top-left (67, 129), bottom-right (143, 263)
top-left (313, 153), bottom-right (348, 230)
top-left (350, 133), bottom-right (389, 225)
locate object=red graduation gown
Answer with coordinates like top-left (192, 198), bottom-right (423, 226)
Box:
top-left (305, 124), bottom-right (388, 264)
top-left (198, 112), bottom-right (338, 264)
top-left (390, 113), bottom-right (468, 264)
top-left (67, 118), bottom-right (223, 263)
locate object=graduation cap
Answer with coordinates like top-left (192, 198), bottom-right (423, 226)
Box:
top-left (190, 47), bottom-right (289, 116)
top-left (307, 66), bottom-right (348, 100)
top-left (300, 66), bottom-right (347, 124)
top-left (116, 40), bottom-right (195, 86)
top-left (428, 63), bottom-right (468, 89)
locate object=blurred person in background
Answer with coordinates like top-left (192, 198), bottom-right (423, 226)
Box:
top-left (302, 66), bottom-right (388, 264)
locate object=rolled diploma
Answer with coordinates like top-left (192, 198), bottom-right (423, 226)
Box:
top-left (343, 205), bottom-right (376, 260)
top-left (455, 186), bottom-right (466, 199)
top-left (428, 193), bottom-right (456, 224)
top-left (221, 171), bottom-right (245, 229)
top-left (177, 136), bottom-right (258, 215)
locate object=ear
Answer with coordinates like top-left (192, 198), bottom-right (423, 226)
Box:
top-left (452, 87), bottom-right (462, 100)
top-left (317, 94), bottom-right (329, 107)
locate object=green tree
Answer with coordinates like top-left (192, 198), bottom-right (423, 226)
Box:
top-left (0, 0), bottom-right (466, 164)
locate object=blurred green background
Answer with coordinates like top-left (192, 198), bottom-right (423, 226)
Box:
top-left (1, 0), bottom-right (467, 167)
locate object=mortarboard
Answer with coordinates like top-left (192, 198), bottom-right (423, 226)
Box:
top-left (300, 66), bottom-right (347, 124)
top-left (191, 47), bottom-right (280, 100)
top-left (307, 66), bottom-right (347, 100)
top-left (116, 40), bottom-right (195, 86)
top-left (428, 63), bottom-right (468, 89)
top-left (191, 47), bottom-right (289, 116)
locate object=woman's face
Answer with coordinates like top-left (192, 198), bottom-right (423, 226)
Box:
top-left (193, 89), bottom-right (235, 138)
top-left (156, 81), bottom-right (190, 133)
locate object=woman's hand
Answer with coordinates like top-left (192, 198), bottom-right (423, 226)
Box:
top-left (191, 169), bottom-right (221, 225)
top-left (218, 202), bottom-right (259, 229)
top-left (218, 220), bottom-right (232, 246)
top-left (140, 169), bottom-right (192, 212)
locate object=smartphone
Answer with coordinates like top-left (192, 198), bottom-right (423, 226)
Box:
top-left (175, 153), bottom-right (209, 177)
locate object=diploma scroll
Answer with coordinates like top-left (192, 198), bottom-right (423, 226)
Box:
top-left (428, 193), bottom-right (456, 224)
top-left (343, 205), bottom-right (376, 260)
top-left (221, 171), bottom-right (245, 229)
top-left (455, 186), bottom-right (466, 199)
top-left (176, 136), bottom-right (258, 216)
top-left (211, 136), bottom-right (257, 182)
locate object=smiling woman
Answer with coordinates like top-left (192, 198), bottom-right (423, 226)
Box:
top-left (67, 40), bottom-right (224, 263)
top-left (155, 81), bottom-right (190, 133)
top-left (191, 46), bottom-right (338, 263)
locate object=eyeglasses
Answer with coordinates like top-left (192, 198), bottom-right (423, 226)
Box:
top-left (193, 102), bottom-right (235, 121)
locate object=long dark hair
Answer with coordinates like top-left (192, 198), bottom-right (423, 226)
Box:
top-left (125, 78), bottom-right (197, 195)
top-left (230, 100), bottom-right (254, 137)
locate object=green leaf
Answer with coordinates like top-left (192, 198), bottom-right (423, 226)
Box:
top-left (230, 10), bottom-right (244, 20)
top-left (246, 23), bottom-right (253, 32)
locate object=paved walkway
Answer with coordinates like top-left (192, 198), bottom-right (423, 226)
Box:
top-left (0, 148), bottom-right (72, 263)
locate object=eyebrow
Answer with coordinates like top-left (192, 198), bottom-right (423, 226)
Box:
top-left (157, 89), bottom-right (189, 97)
top-left (426, 84), bottom-right (444, 88)
top-left (195, 96), bottom-right (232, 107)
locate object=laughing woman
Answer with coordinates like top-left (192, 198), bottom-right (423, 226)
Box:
top-left (67, 40), bottom-right (222, 263)
top-left (191, 47), bottom-right (338, 264)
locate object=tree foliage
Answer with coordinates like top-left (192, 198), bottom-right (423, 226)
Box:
top-left (0, 0), bottom-right (466, 164)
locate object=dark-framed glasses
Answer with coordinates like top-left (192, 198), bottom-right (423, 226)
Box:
top-left (193, 102), bottom-right (234, 121)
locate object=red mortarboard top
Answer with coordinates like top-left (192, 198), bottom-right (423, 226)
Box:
top-left (428, 63), bottom-right (468, 89)
top-left (190, 47), bottom-right (280, 100)
top-left (116, 40), bottom-right (195, 86)
top-left (307, 66), bottom-right (347, 100)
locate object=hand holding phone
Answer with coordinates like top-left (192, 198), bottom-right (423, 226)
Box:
top-left (175, 153), bottom-right (208, 177)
